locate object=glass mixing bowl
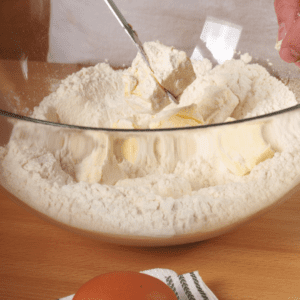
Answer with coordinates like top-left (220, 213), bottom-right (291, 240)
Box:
top-left (1, 0), bottom-right (300, 247)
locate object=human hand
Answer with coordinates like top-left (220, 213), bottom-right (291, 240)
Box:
top-left (274, 0), bottom-right (300, 67)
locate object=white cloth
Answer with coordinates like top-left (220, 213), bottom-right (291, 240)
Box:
top-left (48, 0), bottom-right (202, 66)
top-left (57, 268), bottom-right (218, 300)
top-left (47, 0), bottom-right (279, 67)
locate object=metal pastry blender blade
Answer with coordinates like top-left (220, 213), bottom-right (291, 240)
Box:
top-left (104, 0), bottom-right (179, 105)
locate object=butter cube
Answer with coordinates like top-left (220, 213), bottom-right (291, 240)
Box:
top-left (123, 52), bottom-right (171, 114)
top-left (150, 104), bottom-right (203, 129)
top-left (120, 136), bottom-right (159, 168)
top-left (121, 138), bottom-right (139, 164)
top-left (123, 75), bottom-right (138, 98)
top-left (225, 117), bottom-right (236, 122)
top-left (112, 119), bottom-right (139, 129)
top-left (73, 132), bottom-right (127, 185)
top-left (217, 122), bottom-right (275, 176)
top-left (123, 40), bottom-right (197, 114)
top-left (144, 41), bottom-right (196, 97)
top-left (197, 86), bottom-right (239, 124)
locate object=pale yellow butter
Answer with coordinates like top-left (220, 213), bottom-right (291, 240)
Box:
top-left (123, 41), bottom-right (197, 114)
top-left (225, 117), bottom-right (236, 122)
top-left (112, 119), bottom-right (139, 129)
top-left (121, 138), bottom-right (139, 164)
top-left (74, 132), bottom-right (127, 185)
top-left (123, 52), bottom-right (171, 114)
top-left (217, 122), bottom-right (275, 176)
top-left (123, 75), bottom-right (138, 98)
top-left (144, 40), bottom-right (196, 97)
top-left (197, 86), bottom-right (239, 124)
top-left (150, 104), bottom-right (203, 129)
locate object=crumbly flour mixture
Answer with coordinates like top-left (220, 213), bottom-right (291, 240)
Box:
top-left (1, 41), bottom-right (300, 237)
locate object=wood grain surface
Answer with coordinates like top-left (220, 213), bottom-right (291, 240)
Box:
top-left (1, 185), bottom-right (300, 300)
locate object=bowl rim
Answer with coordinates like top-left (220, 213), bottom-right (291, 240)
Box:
top-left (1, 103), bottom-right (300, 132)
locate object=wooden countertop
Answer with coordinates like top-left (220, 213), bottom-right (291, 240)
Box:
top-left (1, 187), bottom-right (300, 300)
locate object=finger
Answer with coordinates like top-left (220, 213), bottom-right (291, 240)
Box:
top-left (279, 16), bottom-right (300, 62)
top-left (274, 0), bottom-right (300, 39)
top-left (275, 0), bottom-right (300, 22)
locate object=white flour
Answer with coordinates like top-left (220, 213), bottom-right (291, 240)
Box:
top-left (1, 54), bottom-right (300, 238)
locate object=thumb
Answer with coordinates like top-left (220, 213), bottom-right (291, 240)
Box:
top-left (274, 0), bottom-right (299, 40)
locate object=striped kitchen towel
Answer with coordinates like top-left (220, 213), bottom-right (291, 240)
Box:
top-left (58, 268), bottom-right (218, 300)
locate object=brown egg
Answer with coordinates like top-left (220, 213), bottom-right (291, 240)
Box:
top-left (73, 271), bottom-right (178, 300)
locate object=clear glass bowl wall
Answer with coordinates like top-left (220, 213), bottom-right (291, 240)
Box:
top-left (1, 0), bottom-right (300, 246)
